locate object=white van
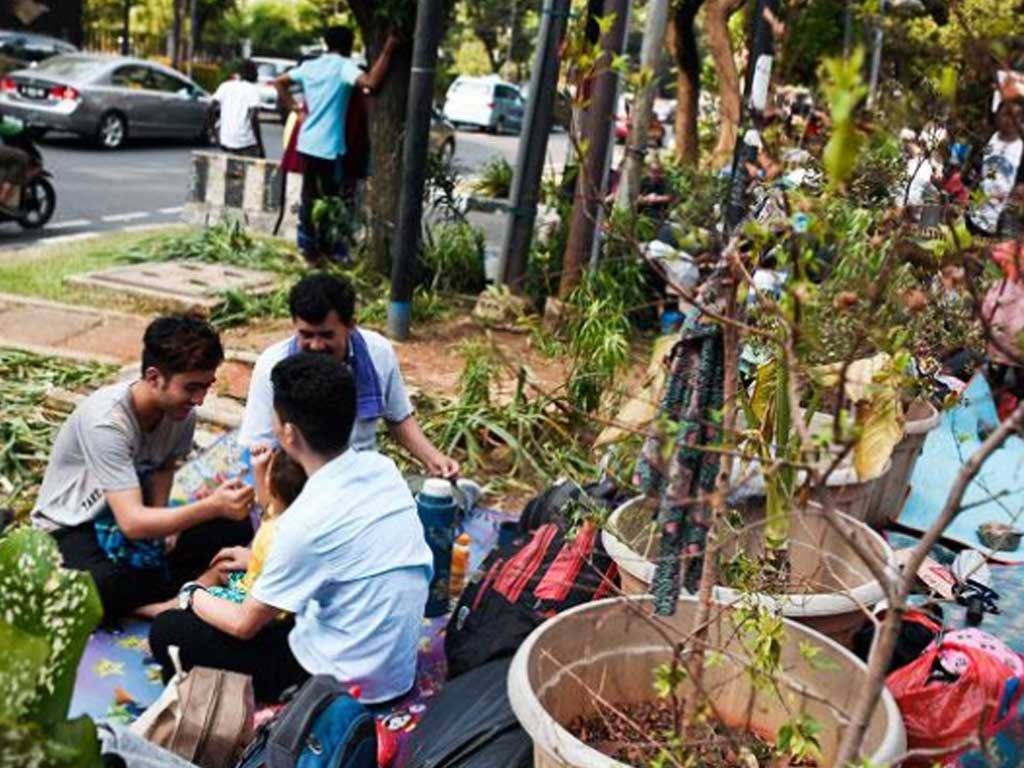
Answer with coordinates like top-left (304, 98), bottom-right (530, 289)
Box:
top-left (442, 75), bottom-right (524, 133)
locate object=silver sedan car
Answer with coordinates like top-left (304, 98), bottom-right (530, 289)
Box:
top-left (0, 54), bottom-right (214, 149)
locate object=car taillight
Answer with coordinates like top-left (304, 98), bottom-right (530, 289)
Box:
top-left (49, 85), bottom-right (80, 101)
top-left (0, 77), bottom-right (16, 94)
top-left (486, 102), bottom-right (494, 108)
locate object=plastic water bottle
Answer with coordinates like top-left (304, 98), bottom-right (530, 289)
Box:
top-left (448, 533), bottom-right (472, 605)
top-left (416, 478), bottom-right (457, 617)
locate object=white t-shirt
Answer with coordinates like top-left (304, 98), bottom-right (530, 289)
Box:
top-left (250, 449), bottom-right (433, 703)
top-left (237, 328), bottom-right (414, 451)
top-left (970, 134), bottom-right (1024, 234)
top-left (212, 79), bottom-right (261, 150)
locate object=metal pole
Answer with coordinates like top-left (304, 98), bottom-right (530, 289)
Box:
top-left (559, 0), bottom-right (631, 299)
top-left (388, 0), bottom-right (445, 340)
top-left (121, 0), bottom-right (130, 55)
top-left (866, 1), bottom-right (886, 109)
top-left (616, 0), bottom-right (670, 209)
top-left (499, 0), bottom-right (572, 290)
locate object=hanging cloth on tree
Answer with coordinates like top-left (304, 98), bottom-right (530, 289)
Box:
top-left (634, 321), bottom-right (725, 616)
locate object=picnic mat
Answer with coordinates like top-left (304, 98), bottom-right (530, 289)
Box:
top-left (70, 431), bottom-right (512, 766)
top-left (896, 375), bottom-right (1024, 563)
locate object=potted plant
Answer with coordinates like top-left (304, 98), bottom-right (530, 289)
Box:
top-left (507, 596), bottom-right (906, 767)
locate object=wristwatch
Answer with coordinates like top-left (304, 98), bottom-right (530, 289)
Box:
top-left (178, 581), bottom-right (207, 611)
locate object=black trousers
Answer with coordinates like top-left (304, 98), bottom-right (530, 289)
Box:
top-left (299, 152), bottom-right (341, 230)
top-left (149, 609), bottom-right (309, 703)
top-left (51, 517), bottom-right (253, 624)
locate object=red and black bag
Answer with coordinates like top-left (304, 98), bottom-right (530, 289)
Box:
top-left (445, 482), bottom-right (621, 680)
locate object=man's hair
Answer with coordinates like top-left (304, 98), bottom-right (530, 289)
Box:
top-left (325, 26), bottom-right (355, 56)
top-left (271, 353), bottom-right (355, 455)
top-left (268, 449), bottom-right (307, 508)
top-left (289, 272), bottom-right (356, 325)
top-left (141, 315), bottom-right (223, 379)
top-left (239, 59), bottom-right (258, 83)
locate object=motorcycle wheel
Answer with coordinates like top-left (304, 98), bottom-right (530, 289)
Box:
top-left (17, 177), bottom-right (56, 230)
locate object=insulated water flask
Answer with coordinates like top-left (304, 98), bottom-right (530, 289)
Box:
top-left (416, 478), bottom-right (457, 617)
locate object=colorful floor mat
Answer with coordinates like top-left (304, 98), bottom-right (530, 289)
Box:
top-left (897, 376), bottom-right (1024, 563)
top-left (70, 431), bottom-right (512, 766)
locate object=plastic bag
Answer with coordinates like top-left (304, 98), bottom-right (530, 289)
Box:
top-left (887, 635), bottom-right (1024, 764)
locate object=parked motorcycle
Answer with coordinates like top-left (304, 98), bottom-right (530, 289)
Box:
top-left (0, 117), bottom-right (56, 229)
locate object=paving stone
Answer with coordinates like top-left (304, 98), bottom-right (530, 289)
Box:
top-left (68, 260), bottom-right (278, 311)
top-left (0, 303), bottom-right (101, 347)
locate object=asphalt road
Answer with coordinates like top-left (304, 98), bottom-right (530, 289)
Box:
top-left (0, 121), bottom-right (571, 251)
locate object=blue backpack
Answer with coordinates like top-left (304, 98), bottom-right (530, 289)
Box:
top-left (235, 676), bottom-right (377, 768)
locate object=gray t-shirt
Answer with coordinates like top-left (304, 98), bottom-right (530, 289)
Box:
top-left (31, 382), bottom-right (195, 532)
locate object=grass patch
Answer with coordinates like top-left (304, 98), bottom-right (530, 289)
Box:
top-left (0, 227), bottom-right (186, 309)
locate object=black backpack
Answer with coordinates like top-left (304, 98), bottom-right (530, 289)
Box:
top-left (444, 481), bottom-right (622, 680)
top-left (405, 657), bottom-right (532, 768)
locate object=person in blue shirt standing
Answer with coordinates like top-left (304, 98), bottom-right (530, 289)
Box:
top-left (274, 26), bottom-right (399, 263)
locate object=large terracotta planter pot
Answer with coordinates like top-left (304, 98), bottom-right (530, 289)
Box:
top-left (603, 497), bottom-right (895, 647)
top-left (508, 596), bottom-right (906, 767)
top-left (867, 399), bottom-right (941, 527)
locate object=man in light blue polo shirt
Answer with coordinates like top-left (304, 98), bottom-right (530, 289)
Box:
top-left (149, 353), bottom-right (433, 703)
top-left (275, 26), bottom-right (398, 262)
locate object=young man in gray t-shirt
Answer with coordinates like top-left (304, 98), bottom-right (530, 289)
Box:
top-left (33, 315), bottom-right (255, 622)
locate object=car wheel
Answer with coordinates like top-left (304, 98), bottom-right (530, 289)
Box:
top-left (17, 176), bottom-right (56, 230)
top-left (96, 112), bottom-right (127, 150)
top-left (494, 117), bottom-right (506, 135)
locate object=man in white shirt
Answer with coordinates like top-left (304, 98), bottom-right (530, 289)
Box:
top-left (238, 272), bottom-right (459, 477)
top-left (149, 353), bottom-right (433, 703)
top-left (211, 60), bottom-right (264, 158)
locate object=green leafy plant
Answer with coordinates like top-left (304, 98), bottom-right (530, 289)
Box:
top-left (472, 156), bottom-right (514, 199)
top-left (0, 350), bottom-right (116, 515)
top-left (0, 527), bottom-right (104, 766)
top-left (420, 221), bottom-right (486, 294)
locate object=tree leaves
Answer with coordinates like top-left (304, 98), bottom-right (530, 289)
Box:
top-left (820, 49), bottom-right (869, 189)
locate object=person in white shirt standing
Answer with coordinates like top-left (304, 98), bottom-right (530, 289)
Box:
top-left (211, 60), bottom-right (264, 158)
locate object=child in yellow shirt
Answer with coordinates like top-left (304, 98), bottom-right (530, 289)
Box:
top-left (209, 446), bottom-right (306, 603)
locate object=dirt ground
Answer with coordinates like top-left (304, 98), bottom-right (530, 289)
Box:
top-left (222, 315), bottom-right (573, 403)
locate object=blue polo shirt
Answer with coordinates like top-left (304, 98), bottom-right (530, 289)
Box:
top-left (289, 53), bottom-right (362, 160)
top-left (251, 449), bottom-right (433, 703)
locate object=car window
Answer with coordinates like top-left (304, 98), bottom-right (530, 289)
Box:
top-left (111, 65), bottom-right (151, 89)
top-left (147, 69), bottom-right (190, 94)
top-left (256, 63), bottom-right (277, 80)
top-left (33, 56), bottom-right (103, 80)
top-left (451, 80), bottom-right (491, 98)
top-left (496, 85), bottom-right (520, 101)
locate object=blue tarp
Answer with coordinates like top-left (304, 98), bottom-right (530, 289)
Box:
top-left (897, 376), bottom-right (1024, 563)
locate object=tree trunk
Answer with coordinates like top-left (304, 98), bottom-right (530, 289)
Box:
top-left (671, 0), bottom-right (703, 166)
top-left (703, 0), bottom-right (744, 168)
top-left (171, 0), bottom-right (184, 70)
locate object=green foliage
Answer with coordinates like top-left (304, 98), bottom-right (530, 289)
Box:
top-left (420, 222), bottom-right (486, 294)
top-left (776, 714), bottom-right (824, 764)
top-left (246, 0), bottom-right (310, 56)
top-left (125, 221), bottom-right (303, 275)
top-left (653, 661), bottom-right (687, 700)
top-left (0, 527), bottom-right (104, 767)
top-left (473, 156), bottom-right (514, 199)
top-left (311, 196), bottom-right (361, 258)
top-left (820, 49), bottom-right (869, 189)
top-left (457, 339), bottom-right (498, 408)
top-left (0, 351), bottom-right (117, 515)
top-left (779, 0), bottom-right (853, 85)
top-left (565, 285), bottom-right (631, 414)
